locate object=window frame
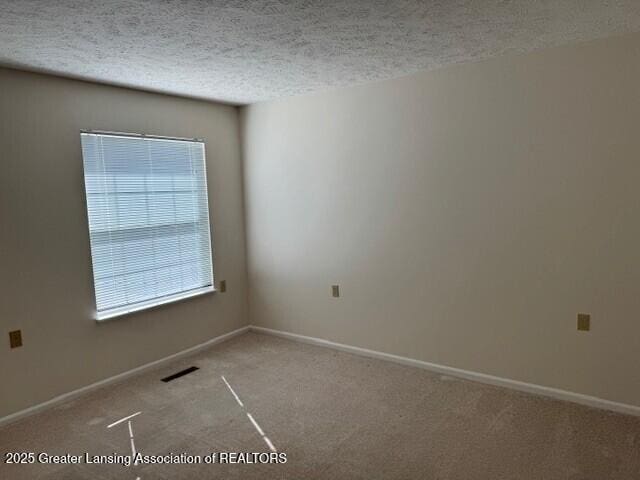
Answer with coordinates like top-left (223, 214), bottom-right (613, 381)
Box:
top-left (80, 129), bottom-right (216, 321)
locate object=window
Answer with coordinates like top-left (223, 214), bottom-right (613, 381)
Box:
top-left (80, 131), bottom-right (214, 320)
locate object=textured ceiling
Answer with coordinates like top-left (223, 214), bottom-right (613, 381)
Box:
top-left (1, 1), bottom-right (640, 104)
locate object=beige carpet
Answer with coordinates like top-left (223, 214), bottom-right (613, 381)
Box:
top-left (1, 331), bottom-right (639, 479)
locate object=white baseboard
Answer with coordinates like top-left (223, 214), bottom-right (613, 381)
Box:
top-left (0, 325), bottom-right (250, 427)
top-left (4, 323), bottom-right (637, 426)
top-left (249, 325), bottom-right (640, 417)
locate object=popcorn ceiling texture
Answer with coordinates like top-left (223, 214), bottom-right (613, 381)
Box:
top-left (1, 0), bottom-right (640, 104)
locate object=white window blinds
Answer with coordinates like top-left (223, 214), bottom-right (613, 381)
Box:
top-left (80, 132), bottom-right (214, 320)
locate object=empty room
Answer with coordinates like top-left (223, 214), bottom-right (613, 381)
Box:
top-left (1, 1), bottom-right (640, 478)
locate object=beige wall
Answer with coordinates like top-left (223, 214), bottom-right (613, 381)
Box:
top-left (0, 68), bottom-right (248, 418)
top-left (241, 33), bottom-right (640, 407)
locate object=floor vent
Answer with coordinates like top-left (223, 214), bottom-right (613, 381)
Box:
top-left (161, 366), bottom-right (199, 382)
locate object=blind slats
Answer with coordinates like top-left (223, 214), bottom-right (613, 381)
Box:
top-left (81, 133), bottom-right (214, 320)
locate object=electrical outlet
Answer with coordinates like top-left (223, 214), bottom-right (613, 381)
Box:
top-left (9, 330), bottom-right (22, 348)
top-left (332, 285), bottom-right (340, 297)
top-left (219, 280), bottom-right (226, 293)
top-left (577, 313), bottom-right (590, 331)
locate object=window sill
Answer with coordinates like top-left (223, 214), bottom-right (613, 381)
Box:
top-left (95, 285), bottom-right (216, 321)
